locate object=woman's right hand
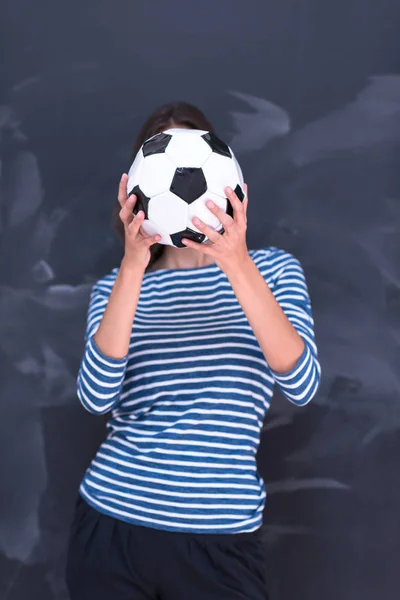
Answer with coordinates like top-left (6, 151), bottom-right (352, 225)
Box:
top-left (118, 173), bottom-right (161, 271)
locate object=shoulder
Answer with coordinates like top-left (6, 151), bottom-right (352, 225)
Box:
top-left (91, 267), bottom-right (119, 297)
top-left (250, 246), bottom-right (303, 279)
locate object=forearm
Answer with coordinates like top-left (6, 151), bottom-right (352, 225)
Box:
top-left (94, 259), bottom-right (144, 360)
top-left (77, 172), bottom-right (160, 415)
top-left (77, 260), bottom-right (144, 414)
top-left (226, 256), bottom-right (305, 374)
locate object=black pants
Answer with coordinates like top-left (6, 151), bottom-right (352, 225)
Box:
top-left (66, 495), bottom-right (269, 600)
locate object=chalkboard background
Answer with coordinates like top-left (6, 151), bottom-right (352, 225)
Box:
top-left (1, 1), bottom-right (399, 598)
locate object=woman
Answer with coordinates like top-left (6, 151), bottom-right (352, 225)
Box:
top-left (66, 101), bottom-right (321, 600)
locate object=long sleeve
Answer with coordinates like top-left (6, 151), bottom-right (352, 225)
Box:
top-left (267, 249), bottom-right (321, 406)
top-left (77, 277), bottom-right (128, 415)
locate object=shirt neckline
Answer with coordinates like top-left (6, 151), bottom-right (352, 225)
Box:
top-left (142, 248), bottom-right (258, 278)
top-left (143, 261), bottom-right (220, 278)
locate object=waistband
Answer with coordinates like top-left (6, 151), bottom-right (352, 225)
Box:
top-left (77, 493), bottom-right (263, 543)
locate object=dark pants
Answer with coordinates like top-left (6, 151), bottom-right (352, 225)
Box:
top-left (66, 495), bottom-right (269, 600)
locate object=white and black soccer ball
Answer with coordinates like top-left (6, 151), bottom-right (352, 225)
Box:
top-left (126, 128), bottom-right (245, 247)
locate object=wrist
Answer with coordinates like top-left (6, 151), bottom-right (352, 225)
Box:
top-left (224, 254), bottom-right (254, 282)
top-left (120, 256), bottom-right (146, 278)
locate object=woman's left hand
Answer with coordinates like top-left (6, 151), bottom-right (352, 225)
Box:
top-left (182, 184), bottom-right (250, 276)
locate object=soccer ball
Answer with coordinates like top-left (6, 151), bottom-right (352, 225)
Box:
top-left (126, 128), bottom-right (245, 247)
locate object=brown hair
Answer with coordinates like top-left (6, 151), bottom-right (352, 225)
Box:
top-left (113, 101), bottom-right (216, 271)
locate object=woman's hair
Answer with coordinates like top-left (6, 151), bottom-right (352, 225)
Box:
top-left (113, 101), bottom-right (216, 271)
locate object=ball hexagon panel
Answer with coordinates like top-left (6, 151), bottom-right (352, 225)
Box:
top-left (164, 128), bottom-right (208, 136)
top-left (187, 192), bottom-right (228, 232)
top-left (140, 219), bottom-right (172, 246)
top-left (201, 132), bottom-right (232, 158)
top-left (170, 228), bottom-right (206, 248)
top-left (170, 167), bottom-right (207, 204)
top-left (202, 152), bottom-right (241, 199)
top-left (148, 192), bottom-right (188, 234)
top-left (142, 133), bottom-right (172, 157)
top-left (165, 132), bottom-right (212, 168)
top-left (139, 153), bottom-right (176, 198)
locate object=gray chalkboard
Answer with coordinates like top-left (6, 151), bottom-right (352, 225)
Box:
top-left (1, 1), bottom-right (399, 598)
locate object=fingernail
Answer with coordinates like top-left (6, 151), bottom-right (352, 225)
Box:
top-left (206, 200), bottom-right (215, 208)
top-left (226, 186), bottom-right (232, 194)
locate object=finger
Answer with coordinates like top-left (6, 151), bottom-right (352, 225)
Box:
top-left (225, 186), bottom-right (245, 224)
top-left (182, 237), bottom-right (215, 255)
top-left (191, 216), bottom-right (222, 243)
top-left (244, 195), bottom-right (248, 213)
top-left (126, 208), bottom-right (145, 235)
top-left (119, 194), bottom-right (137, 227)
top-left (118, 173), bottom-right (129, 208)
top-left (205, 199), bottom-right (234, 229)
top-left (144, 233), bottom-right (162, 246)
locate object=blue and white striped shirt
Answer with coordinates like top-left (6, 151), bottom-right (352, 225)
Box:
top-left (77, 246), bottom-right (321, 533)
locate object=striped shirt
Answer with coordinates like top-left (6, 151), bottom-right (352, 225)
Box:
top-left (77, 246), bottom-right (321, 533)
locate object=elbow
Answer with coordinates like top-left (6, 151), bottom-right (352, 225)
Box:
top-left (77, 390), bottom-right (115, 415)
top-left (285, 359), bottom-right (321, 407)
top-left (76, 373), bottom-right (122, 415)
top-left (272, 343), bottom-right (321, 407)
top-left (289, 381), bottom-right (320, 407)
top-left (75, 341), bottom-right (128, 415)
